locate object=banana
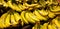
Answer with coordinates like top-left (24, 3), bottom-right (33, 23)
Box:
top-left (25, 12), bottom-right (35, 23)
top-left (18, 4), bottom-right (23, 10)
top-left (0, 19), bottom-right (5, 28)
top-left (2, 0), bottom-right (9, 7)
top-left (0, 12), bottom-right (8, 28)
top-left (21, 19), bottom-right (24, 26)
top-left (40, 23), bottom-right (48, 29)
top-left (33, 10), bottom-right (47, 20)
top-left (51, 24), bottom-right (57, 29)
top-left (7, 1), bottom-right (15, 10)
top-left (34, 24), bottom-right (38, 29)
top-left (19, 15), bottom-right (24, 26)
top-left (38, 10), bottom-right (48, 16)
top-left (54, 19), bottom-right (60, 28)
top-left (48, 10), bottom-right (56, 18)
top-left (4, 14), bottom-right (11, 27)
top-left (32, 26), bottom-right (35, 29)
top-left (32, 22), bottom-right (40, 29)
top-left (21, 11), bottom-right (29, 24)
top-left (14, 12), bottom-right (21, 22)
top-left (13, 3), bottom-right (21, 11)
top-left (50, 6), bottom-right (60, 12)
top-left (48, 24), bottom-right (53, 29)
top-left (28, 12), bottom-right (39, 21)
top-left (11, 13), bottom-right (18, 26)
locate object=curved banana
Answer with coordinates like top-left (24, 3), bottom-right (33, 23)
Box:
top-left (55, 19), bottom-right (60, 28)
top-left (48, 10), bottom-right (56, 18)
top-left (40, 23), bottom-right (48, 29)
top-left (14, 12), bottom-right (21, 22)
top-left (25, 12), bottom-right (35, 23)
top-left (21, 11), bottom-right (29, 24)
top-left (48, 24), bottom-right (53, 29)
top-left (11, 13), bottom-right (17, 26)
top-left (33, 10), bottom-right (47, 20)
top-left (4, 14), bottom-right (11, 27)
top-left (28, 12), bottom-right (39, 21)
top-left (32, 22), bottom-right (40, 29)
top-left (13, 3), bottom-right (21, 11)
top-left (0, 12), bottom-right (8, 28)
top-left (7, 1), bottom-right (15, 10)
top-left (51, 24), bottom-right (57, 29)
top-left (50, 6), bottom-right (60, 12)
top-left (38, 10), bottom-right (48, 16)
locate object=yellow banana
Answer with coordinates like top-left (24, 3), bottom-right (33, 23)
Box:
top-left (48, 24), bottom-right (53, 29)
top-left (51, 24), bottom-right (57, 29)
top-left (21, 11), bottom-right (29, 24)
top-left (32, 22), bottom-right (40, 29)
top-left (13, 3), bottom-right (21, 11)
top-left (0, 19), bottom-right (5, 28)
top-left (18, 4), bottom-right (23, 10)
top-left (11, 13), bottom-right (18, 26)
top-left (29, 12), bottom-right (39, 21)
top-left (50, 6), bottom-right (60, 12)
top-left (38, 10), bottom-right (48, 16)
top-left (21, 19), bottom-right (24, 26)
top-left (25, 12), bottom-right (35, 23)
top-left (33, 10), bottom-right (47, 20)
top-left (14, 12), bottom-right (21, 22)
top-left (48, 10), bottom-right (55, 18)
top-left (19, 15), bottom-right (24, 26)
top-left (4, 14), bottom-right (11, 27)
top-left (32, 26), bottom-right (35, 29)
top-left (0, 12), bottom-right (8, 28)
top-left (55, 19), bottom-right (60, 28)
top-left (40, 23), bottom-right (48, 29)
top-left (7, 1), bottom-right (15, 10)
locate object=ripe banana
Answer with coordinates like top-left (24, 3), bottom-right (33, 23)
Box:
top-left (48, 10), bottom-right (56, 18)
top-left (25, 12), bottom-right (35, 23)
top-left (32, 22), bottom-right (40, 29)
top-left (7, 1), bottom-right (15, 10)
top-left (48, 24), bottom-right (53, 29)
top-left (33, 10), bottom-right (47, 20)
top-left (21, 11), bottom-right (29, 24)
top-left (54, 19), bottom-right (60, 28)
top-left (38, 9), bottom-right (48, 16)
top-left (40, 23), bottom-right (48, 29)
top-left (50, 6), bottom-right (60, 12)
top-left (51, 24), bottom-right (57, 29)
top-left (28, 12), bottom-right (39, 21)
top-left (13, 3), bottom-right (21, 11)
top-left (14, 12), bottom-right (21, 22)
top-left (4, 14), bottom-right (11, 27)
top-left (11, 13), bottom-right (17, 26)
top-left (0, 19), bottom-right (5, 28)
top-left (0, 12), bottom-right (8, 28)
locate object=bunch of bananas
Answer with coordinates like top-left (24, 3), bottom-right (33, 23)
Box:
top-left (32, 17), bottom-right (60, 29)
top-left (0, 0), bottom-right (59, 12)
top-left (0, 0), bottom-right (60, 29)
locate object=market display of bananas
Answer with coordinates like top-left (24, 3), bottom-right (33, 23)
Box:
top-left (32, 17), bottom-right (60, 29)
top-left (0, 0), bottom-right (60, 29)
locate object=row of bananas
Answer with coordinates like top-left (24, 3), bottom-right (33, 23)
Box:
top-left (0, 8), bottom-right (59, 28)
top-left (0, 0), bottom-right (59, 12)
top-left (32, 17), bottom-right (60, 29)
top-left (0, 0), bottom-right (60, 29)
top-left (0, 11), bottom-right (21, 28)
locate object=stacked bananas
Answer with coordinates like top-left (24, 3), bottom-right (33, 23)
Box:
top-left (0, 0), bottom-right (60, 29)
top-left (0, 9), bottom-right (58, 28)
top-left (0, 11), bottom-right (21, 28)
top-left (0, 0), bottom-right (59, 12)
top-left (32, 17), bottom-right (60, 29)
